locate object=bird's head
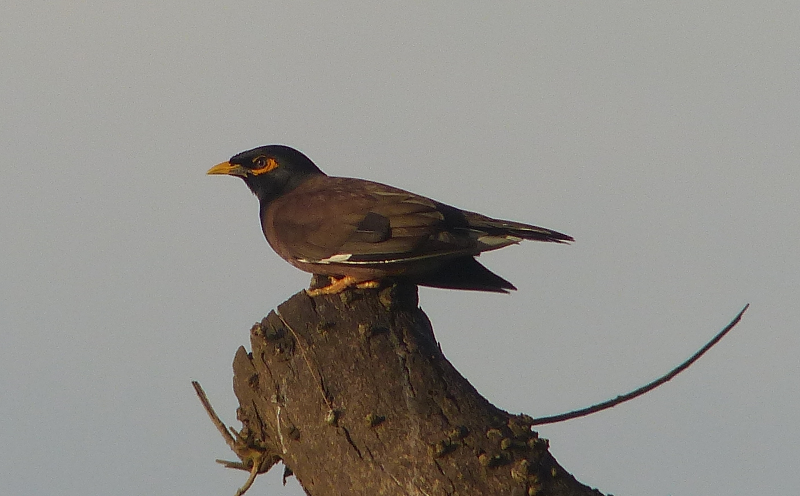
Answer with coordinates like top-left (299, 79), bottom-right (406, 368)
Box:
top-left (207, 145), bottom-right (324, 201)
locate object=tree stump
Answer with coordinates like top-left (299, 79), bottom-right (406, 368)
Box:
top-left (229, 280), bottom-right (605, 496)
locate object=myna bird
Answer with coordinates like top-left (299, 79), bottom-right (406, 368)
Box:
top-left (208, 145), bottom-right (573, 296)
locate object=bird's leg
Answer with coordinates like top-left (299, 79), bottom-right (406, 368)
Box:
top-left (306, 276), bottom-right (380, 296)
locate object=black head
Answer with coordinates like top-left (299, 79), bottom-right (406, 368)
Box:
top-left (207, 145), bottom-right (325, 202)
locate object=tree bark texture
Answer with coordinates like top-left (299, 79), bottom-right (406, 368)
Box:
top-left (230, 281), bottom-right (605, 496)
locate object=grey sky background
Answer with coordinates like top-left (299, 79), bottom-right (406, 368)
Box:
top-left (2, 2), bottom-right (797, 495)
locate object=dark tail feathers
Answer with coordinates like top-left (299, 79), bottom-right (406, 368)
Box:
top-left (411, 257), bottom-right (517, 293)
top-left (466, 214), bottom-right (574, 244)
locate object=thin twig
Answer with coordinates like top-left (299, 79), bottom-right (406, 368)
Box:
top-left (192, 381), bottom-right (271, 496)
top-left (234, 464), bottom-right (260, 496)
top-left (192, 380), bottom-right (237, 451)
top-left (530, 304), bottom-right (749, 426)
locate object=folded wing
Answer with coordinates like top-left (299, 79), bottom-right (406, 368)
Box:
top-left (268, 177), bottom-right (572, 274)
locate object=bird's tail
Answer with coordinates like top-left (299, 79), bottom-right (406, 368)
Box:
top-left (465, 212), bottom-right (574, 244)
top-left (412, 257), bottom-right (517, 293)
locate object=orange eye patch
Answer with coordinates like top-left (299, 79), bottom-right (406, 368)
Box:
top-left (251, 157), bottom-right (279, 175)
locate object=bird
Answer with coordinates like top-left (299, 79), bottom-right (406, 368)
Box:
top-left (207, 145), bottom-right (573, 296)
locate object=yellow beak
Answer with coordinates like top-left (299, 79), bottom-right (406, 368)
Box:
top-left (207, 161), bottom-right (247, 177)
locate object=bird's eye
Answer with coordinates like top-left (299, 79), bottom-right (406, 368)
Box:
top-left (253, 156), bottom-right (268, 169)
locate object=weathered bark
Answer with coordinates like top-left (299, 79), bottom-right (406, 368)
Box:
top-left (230, 281), bottom-right (605, 496)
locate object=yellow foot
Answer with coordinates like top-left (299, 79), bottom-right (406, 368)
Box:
top-left (356, 280), bottom-right (381, 289)
top-left (306, 276), bottom-right (381, 296)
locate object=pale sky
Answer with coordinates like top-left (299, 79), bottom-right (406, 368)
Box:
top-left (2, 2), bottom-right (798, 495)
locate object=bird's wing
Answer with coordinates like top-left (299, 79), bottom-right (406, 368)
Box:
top-left (267, 178), bottom-right (485, 267)
top-left (268, 177), bottom-right (572, 269)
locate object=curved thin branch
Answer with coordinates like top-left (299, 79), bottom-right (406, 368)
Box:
top-left (531, 304), bottom-right (750, 426)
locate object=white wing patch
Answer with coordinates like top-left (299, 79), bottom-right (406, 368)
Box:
top-left (299, 253), bottom-right (353, 264)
